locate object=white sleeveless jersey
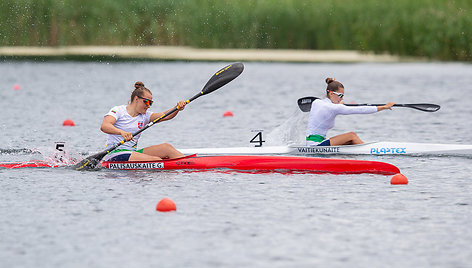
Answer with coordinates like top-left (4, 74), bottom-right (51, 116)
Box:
top-left (104, 105), bottom-right (153, 150)
top-left (306, 98), bottom-right (378, 137)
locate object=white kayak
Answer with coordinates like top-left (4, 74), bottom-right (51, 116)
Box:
top-left (179, 142), bottom-right (472, 156)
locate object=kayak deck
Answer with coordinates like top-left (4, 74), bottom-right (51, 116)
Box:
top-left (101, 154), bottom-right (400, 175)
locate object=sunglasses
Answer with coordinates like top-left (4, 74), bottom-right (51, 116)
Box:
top-left (329, 90), bottom-right (344, 98)
top-left (137, 96), bottom-right (154, 106)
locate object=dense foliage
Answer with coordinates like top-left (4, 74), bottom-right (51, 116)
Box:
top-left (1, 0), bottom-right (470, 60)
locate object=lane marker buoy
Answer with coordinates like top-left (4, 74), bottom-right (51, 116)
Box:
top-left (62, 119), bottom-right (75, 126)
top-left (223, 110), bottom-right (234, 117)
top-left (156, 198), bottom-right (177, 212)
top-left (391, 173), bottom-right (408, 185)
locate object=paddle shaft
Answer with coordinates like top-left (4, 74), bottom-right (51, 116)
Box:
top-left (345, 103), bottom-right (440, 112)
top-left (297, 97), bottom-right (440, 112)
top-left (345, 103), bottom-right (423, 108)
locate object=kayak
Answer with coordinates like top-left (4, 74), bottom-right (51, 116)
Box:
top-left (101, 154), bottom-right (400, 175)
top-left (179, 141), bottom-right (472, 156)
top-left (1, 154), bottom-right (400, 175)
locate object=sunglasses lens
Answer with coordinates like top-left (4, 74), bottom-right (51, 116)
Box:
top-left (138, 96), bottom-right (153, 106)
top-left (330, 91), bottom-right (343, 98)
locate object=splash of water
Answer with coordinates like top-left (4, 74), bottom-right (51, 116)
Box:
top-left (265, 110), bottom-right (308, 146)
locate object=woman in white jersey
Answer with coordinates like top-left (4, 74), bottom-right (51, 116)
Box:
top-left (306, 78), bottom-right (395, 147)
top-left (101, 81), bottom-right (187, 162)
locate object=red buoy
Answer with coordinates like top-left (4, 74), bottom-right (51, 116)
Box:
top-left (223, 110), bottom-right (234, 117)
top-left (391, 173), bottom-right (408, 185)
top-left (62, 119), bottom-right (75, 126)
top-left (13, 84), bottom-right (21, 90)
top-left (156, 198), bottom-right (177, 212)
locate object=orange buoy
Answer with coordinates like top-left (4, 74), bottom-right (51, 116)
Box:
top-left (391, 173), bottom-right (408, 185)
top-left (223, 110), bottom-right (234, 117)
top-left (156, 198), bottom-right (177, 212)
top-left (62, 119), bottom-right (75, 126)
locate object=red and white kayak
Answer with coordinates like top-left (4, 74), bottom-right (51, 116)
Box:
top-left (101, 154), bottom-right (400, 175)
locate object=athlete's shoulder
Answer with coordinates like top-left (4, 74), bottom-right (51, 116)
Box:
top-left (316, 98), bottom-right (336, 106)
top-left (106, 105), bottom-right (126, 117)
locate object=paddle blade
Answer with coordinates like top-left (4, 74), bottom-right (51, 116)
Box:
top-left (404, 103), bottom-right (440, 112)
top-left (201, 62), bottom-right (244, 95)
top-left (73, 151), bottom-right (108, 171)
top-left (297, 96), bottom-right (319, 112)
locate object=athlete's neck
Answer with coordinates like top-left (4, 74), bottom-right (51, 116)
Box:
top-left (126, 104), bottom-right (139, 117)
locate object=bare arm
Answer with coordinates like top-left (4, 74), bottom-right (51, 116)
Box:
top-left (377, 102), bottom-right (396, 111)
top-left (150, 100), bottom-right (187, 122)
top-left (100, 115), bottom-right (133, 141)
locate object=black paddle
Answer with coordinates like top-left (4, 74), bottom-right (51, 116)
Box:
top-left (74, 62), bottom-right (244, 171)
top-left (297, 96), bottom-right (440, 113)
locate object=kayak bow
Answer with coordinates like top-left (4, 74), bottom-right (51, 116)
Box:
top-left (0, 160), bottom-right (59, 169)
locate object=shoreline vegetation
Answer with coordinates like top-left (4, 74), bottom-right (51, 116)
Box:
top-left (0, 46), bottom-right (408, 63)
top-left (0, 0), bottom-right (471, 62)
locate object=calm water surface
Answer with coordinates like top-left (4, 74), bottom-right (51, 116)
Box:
top-left (1, 61), bottom-right (472, 267)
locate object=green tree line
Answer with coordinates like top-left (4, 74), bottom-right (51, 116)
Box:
top-left (0, 0), bottom-right (470, 61)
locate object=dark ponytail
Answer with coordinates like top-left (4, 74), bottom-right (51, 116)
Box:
top-left (325, 77), bottom-right (344, 97)
top-left (130, 81), bottom-right (151, 103)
